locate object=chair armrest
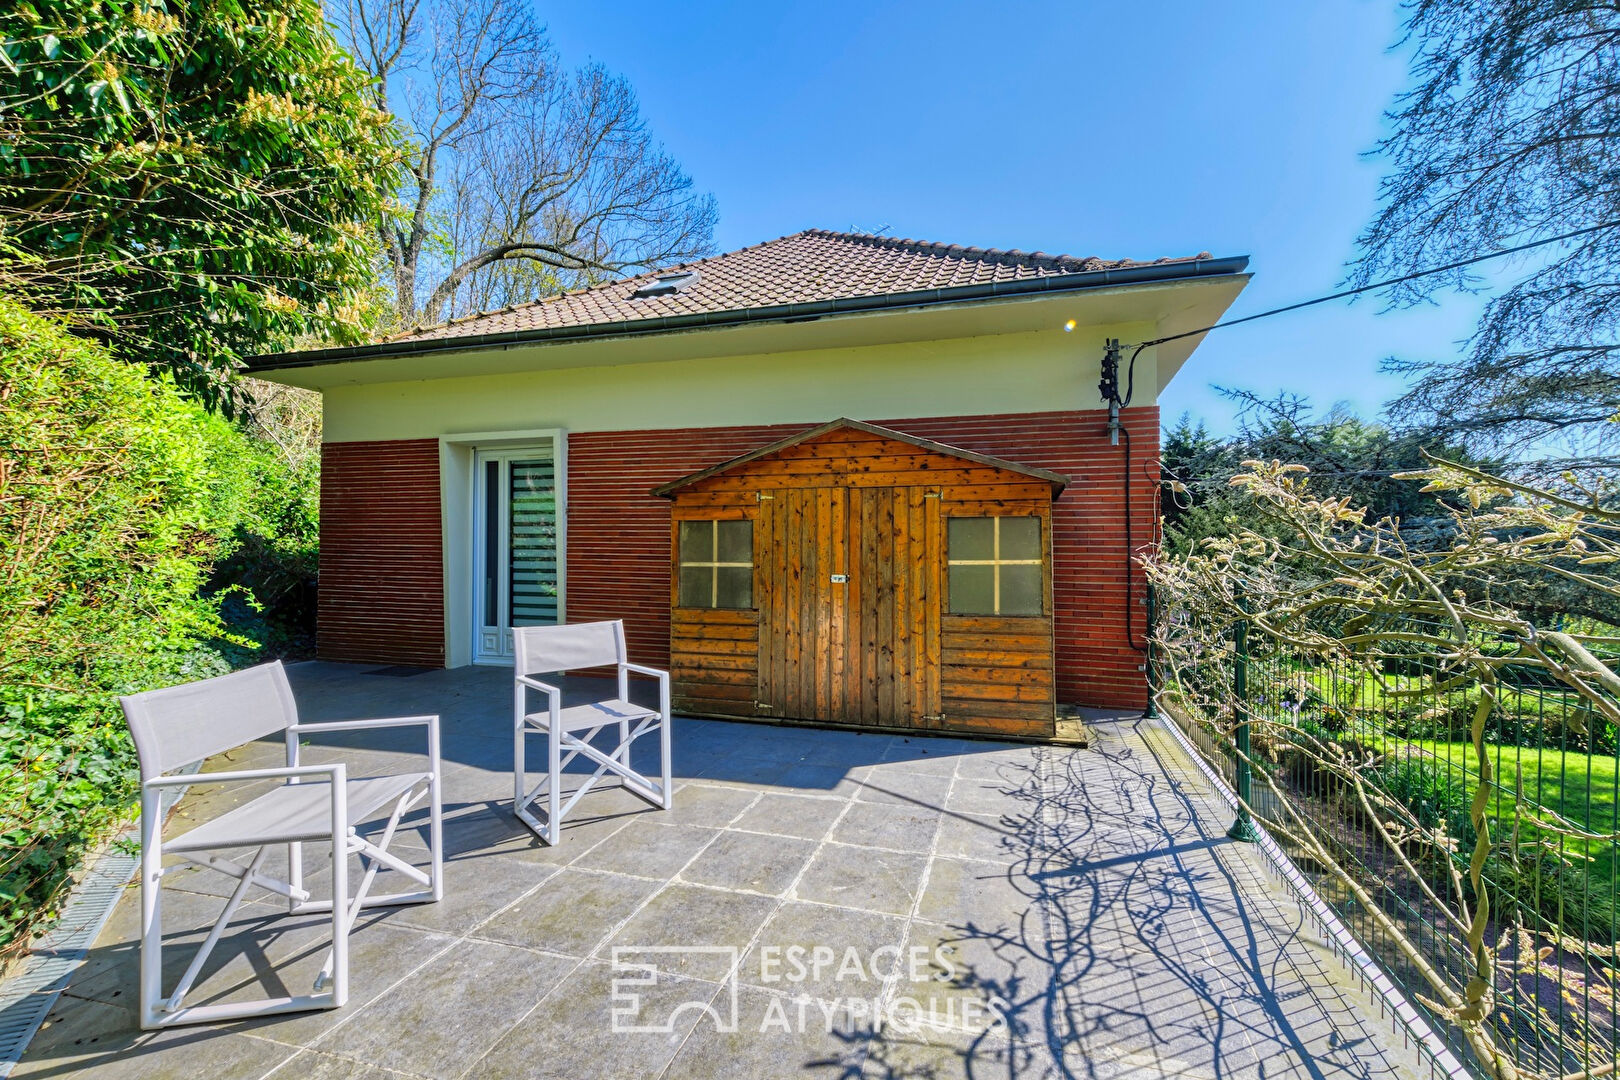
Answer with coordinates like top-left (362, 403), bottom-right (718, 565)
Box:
top-left (516, 674), bottom-right (562, 697)
top-left (139, 764), bottom-right (346, 851)
top-left (287, 716), bottom-right (442, 779)
top-left (143, 763), bottom-right (344, 790)
top-left (289, 715), bottom-right (438, 733)
top-left (623, 663), bottom-right (671, 719)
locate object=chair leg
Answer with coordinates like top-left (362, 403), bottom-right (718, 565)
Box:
top-left (166, 848), bottom-right (268, 1011)
top-left (142, 845), bottom-right (349, 1028)
top-left (428, 770), bottom-right (444, 903)
top-left (659, 714), bottom-right (674, 811)
top-left (139, 789), bottom-right (164, 1030)
top-left (329, 778), bottom-right (349, 1008)
top-left (513, 678), bottom-right (526, 830)
top-left (547, 721), bottom-right (562, 845)
top-left (137, 778), bottom-right (438, 1027)
top-left (290, 788), bottom-right (436, 916)
top-left (287, 840), bottom-right (303, 914)
top-left (515, 703), bottom-right (672, 840)
top-left (617, 719), bottom-right (631, 787)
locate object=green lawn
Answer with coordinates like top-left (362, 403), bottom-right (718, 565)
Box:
top-left (1210, 656), bottom-right (1620, 931)
top-left (1372, 736), bottom-right (1620, 930)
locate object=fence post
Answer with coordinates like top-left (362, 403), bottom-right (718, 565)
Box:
top-left (1142, 582), bottom-right (1159, 719)
top-left (1227, 594), bottom-right (1260, 843)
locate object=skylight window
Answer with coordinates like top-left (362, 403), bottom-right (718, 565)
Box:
top-left (632, 269), bottom-right (700, 298)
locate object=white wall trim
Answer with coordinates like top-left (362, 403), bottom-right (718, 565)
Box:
top-left (441, 427), bottom-right (567, 446)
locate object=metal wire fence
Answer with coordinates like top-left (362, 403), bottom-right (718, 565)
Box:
top-left (1152, 590), bottom-right (1620, 1079)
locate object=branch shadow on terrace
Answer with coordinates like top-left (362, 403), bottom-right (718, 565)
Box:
top-left (8, 668), bottom-right (1435, 1080)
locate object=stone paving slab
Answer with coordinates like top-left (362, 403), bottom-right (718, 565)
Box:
top-left (11, 662), bottom-right (1433, 1079)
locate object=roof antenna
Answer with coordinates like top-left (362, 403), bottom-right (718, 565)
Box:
top-left (848, 222), bottom-right (891, 236)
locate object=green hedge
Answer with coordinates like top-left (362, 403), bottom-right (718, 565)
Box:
top-left (0, 298), bottom-right (264, 953)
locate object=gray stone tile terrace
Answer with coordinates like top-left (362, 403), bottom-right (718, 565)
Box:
top-left (14, 662), bottom-right (1430, 1079)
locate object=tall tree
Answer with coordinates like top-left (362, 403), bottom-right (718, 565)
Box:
top-left (1160, 393), bottom-right (1486, 554)
top-left (0, 0), bottom-right (400, 408)
top-left (333, 0), bottom-right (717, 328)
top-left (1355, 0), bottom-right (1620, 461)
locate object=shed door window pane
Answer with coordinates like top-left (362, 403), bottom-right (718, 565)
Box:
top-left (1000, 564), bottom-right (1044, 615)
top-left (678, 521), bottom-right (710, 562)
top-left (947, 517), bottom-right (994, 561)
top-left (716, 520), bottom-right (753, 563)
top-left (677, 566), bottom-right (711, 608)
top-left (947, 516), bottom-right (1044, 616)
top-left (678, 519), bottom-right (754, 609)
top-left (716, 566), bottom-right (753, 608)
top-left (999, 516), bottom-right (1041, 561)
top-left (948, 564), bottom-right (995, 615)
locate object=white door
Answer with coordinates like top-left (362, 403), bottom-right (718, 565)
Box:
top-left (473, 445), bottom-right (561, 663)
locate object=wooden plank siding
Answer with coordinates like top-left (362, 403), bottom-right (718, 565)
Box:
top-left (670, 608), bottom-right (759, 716)
top-left (667, 426), bottom-right (1054, 737)
top-left (939, 616), bottom-right (1057, 736)
top-left (571, 408), bottom-right (1157, 710)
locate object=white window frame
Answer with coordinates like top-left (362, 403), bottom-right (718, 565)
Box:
top-left (454, 429), bottom-right (566, 665)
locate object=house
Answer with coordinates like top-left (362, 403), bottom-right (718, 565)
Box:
top-left (248, 229), bottom-right (1249, 738)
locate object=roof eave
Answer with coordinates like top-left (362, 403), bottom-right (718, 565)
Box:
top-left (245, 255), bottom-right (1250, 374)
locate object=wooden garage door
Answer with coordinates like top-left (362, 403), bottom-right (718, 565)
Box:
top-left (757, 486), bottom-right (941, 726)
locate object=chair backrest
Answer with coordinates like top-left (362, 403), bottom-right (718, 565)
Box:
top-left (514, 621), bottom-right (626, 676)
top-left (121, 661), bottom-right (299, 779)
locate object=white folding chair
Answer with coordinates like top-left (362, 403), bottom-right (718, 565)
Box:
top-left (513, 621), bottom-right (673, 844)
top-left (121, 660), bottom-right (443, 1029)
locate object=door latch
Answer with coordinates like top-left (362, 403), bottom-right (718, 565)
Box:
top-left (829, 573), bottom-right (848, 583)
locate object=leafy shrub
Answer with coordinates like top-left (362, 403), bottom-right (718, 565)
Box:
top-left (210, 434), bottom-right (321, 663)
top-left (1373, 756), bottom-right (1475, 847)
top-left (0, 298), bottom-right (258, 954)
top-left (1485, 851), bottom-right (1620, 946)
top-left (0, 0), bottom-right (400, 406)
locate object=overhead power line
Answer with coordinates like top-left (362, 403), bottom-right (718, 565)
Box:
top-left (1135, 220), bottom-right (1620, 350)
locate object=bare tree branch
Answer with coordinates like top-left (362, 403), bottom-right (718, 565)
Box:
top-left (1355, 1), bottom-right (1620, 458)
top-left (334, 0), bottom-right (717, 327)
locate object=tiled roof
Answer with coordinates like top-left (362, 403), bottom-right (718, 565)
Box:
top-left (393, 229), bottom-right (1216, 343)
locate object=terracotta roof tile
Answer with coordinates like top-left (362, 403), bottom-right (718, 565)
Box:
top-left (392, 229), bottom-right (1214, 343)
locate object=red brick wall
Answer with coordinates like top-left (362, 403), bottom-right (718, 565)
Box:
top-left (568, 408), bottom-right (1159, 709)
top-left (317, 409), bottom-right (1159, 707)
top-left (317, 439), bottom-right (445, 667)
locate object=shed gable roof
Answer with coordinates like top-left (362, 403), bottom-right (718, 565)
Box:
top-left (651, 419), bottom-right (1069, 497)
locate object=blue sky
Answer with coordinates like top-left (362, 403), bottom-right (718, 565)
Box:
top-left (542, 1), bottom-right (1484, 433)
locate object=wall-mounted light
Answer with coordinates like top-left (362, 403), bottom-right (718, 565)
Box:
top-left (1063, 319), bottom-right (1077, 333)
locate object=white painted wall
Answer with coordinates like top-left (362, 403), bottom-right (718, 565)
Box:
top-left (322, 323), bottom-right (1158, 444)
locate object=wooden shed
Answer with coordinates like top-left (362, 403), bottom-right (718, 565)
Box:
top-left (652, 419), bottom-right (1068, 739)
